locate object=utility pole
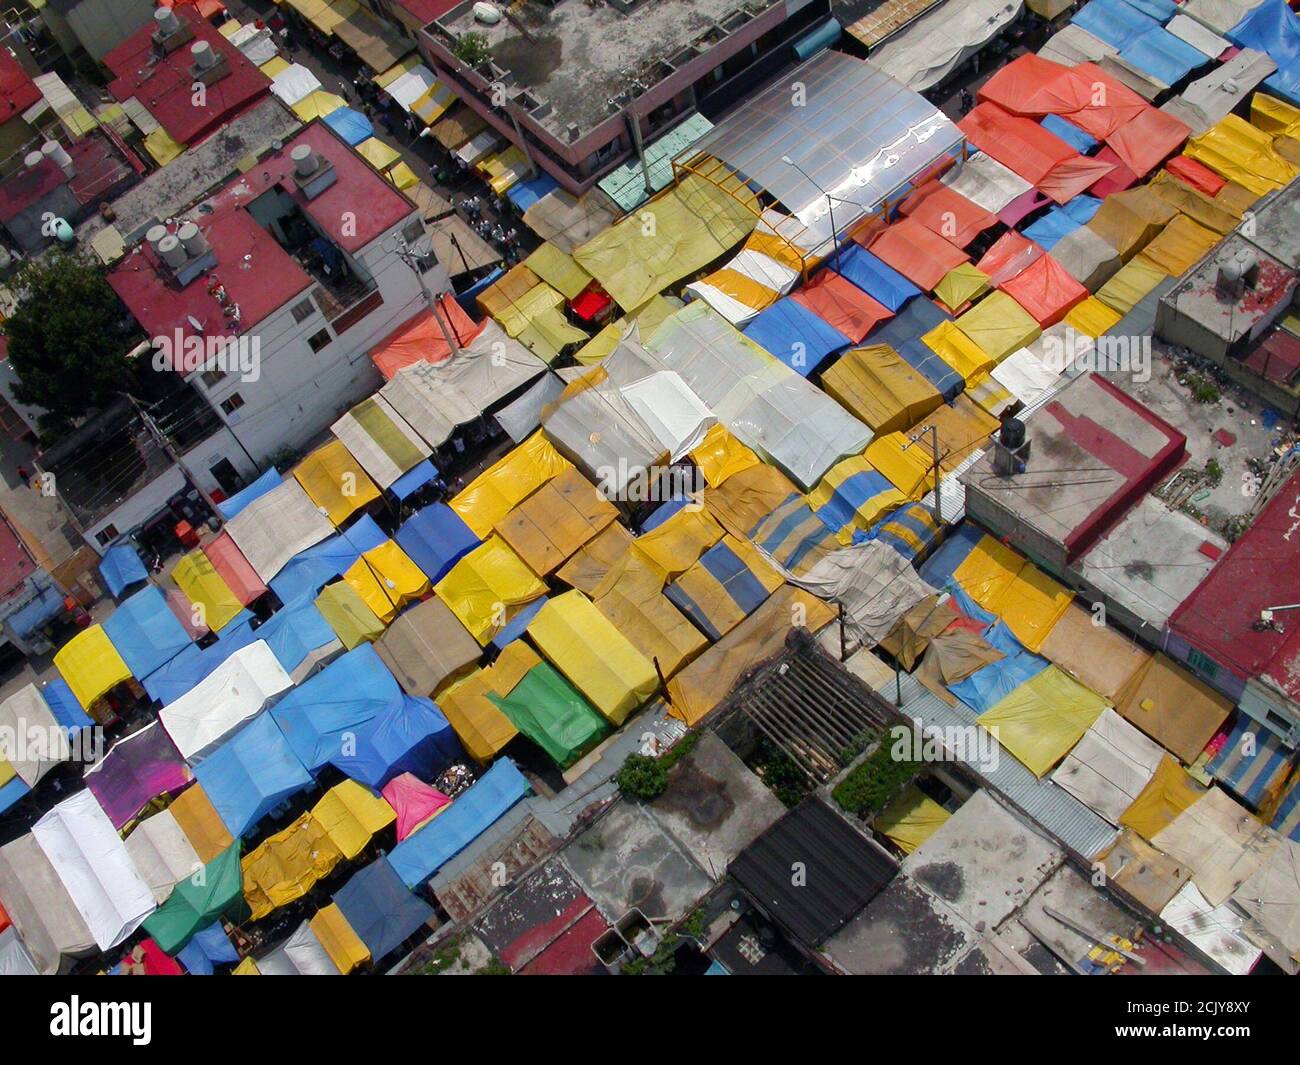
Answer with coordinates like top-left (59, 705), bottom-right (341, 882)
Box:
top-left (904, 424), bottom-right (942, 524)
top-left (123, 392), bottom-right (223, 527)
top-left (390, 233), bottom-right (463, 357)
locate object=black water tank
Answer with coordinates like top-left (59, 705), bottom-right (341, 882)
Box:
top-left (1000, 417), bottom-right (1026, 449)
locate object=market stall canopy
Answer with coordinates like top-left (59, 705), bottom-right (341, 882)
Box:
top-left (0, 833), bottom-right (95, 974)
top-left (375, 596), bottom-right (480, 698)
top-left (84, 722), bottom-right (191, 829)
top-left (225, 477), bottom-right (335, 584)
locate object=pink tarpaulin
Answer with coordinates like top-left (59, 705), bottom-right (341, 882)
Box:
top-left (865, 218), bottom-right (969, 291)
top-left (792, 270), bottom-right (893, 342)
top-left (381, 772), bottom-right (451, 841)
top-left (205, 531), bottom-right (267, 606)
top-left (998, 188), bottom-right (1054, 228)
top-left (1039, 155), bottom-right (1118, 204)
top-left (166, 587), bottom-right (209, 639)
top-left (897, 182), bottom-right (998, 248)
top-left (1088, 146), bottom-right (1139, 197)
top-left (977, 231), bottom-right (1045, 286)
top-left (84, 722), bottom-right (192, 829)
top-left (959, 102), bottom-right (1080, 184)
top-left (370, 297), bottom-right (483, 380)
top-left (998, 253), bottom-right (1089, 327)
top-left (1106, 107), bottom-right (1191, 178)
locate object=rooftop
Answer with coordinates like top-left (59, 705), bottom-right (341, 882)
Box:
top-left (0, 133), bottom-right (143, 224)
top-left (1244, 177), bottom-right (1300, 270)
top-left (0, 46), bottom-right (40, 121)
top-left (1169, 467), bottom-right (1300, 703)
top-left (432, 0), bottom-right (777, 138)
top-left (961, 372), bottom-right (1187, 561)
top-left (108, 122), bottom-right (415, 345)
top-left (1160, 232), bottom-right (1294, 346)
top-left (104, 7), bottom-right (271, 146)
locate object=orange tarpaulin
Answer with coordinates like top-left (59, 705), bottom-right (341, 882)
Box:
top-left (976, 56), bottom-right (1146, 140)
top-left (1166, 155), bottom-right (1226, 197)
top-left (791, 270), bottom-right (893, 343)
top-left (976, 231), bottom-right (1044, 286)
top-left (866, 218), bottom-right (968, 291)
top-left (998, 253), bottom-right (1089, 327)
top-left (958, 102), bottom-right (1079, 184)
top-left (204, 531), bottom-right (267, 606)
top-left (370, 298), bottom-right (483, 380)
top-left (1038, 155), bottom-right (1117, 204)
top-left (897, 182), bottom-right (998, 248)
top-left (1107, 107), bottom-right (1191, 179)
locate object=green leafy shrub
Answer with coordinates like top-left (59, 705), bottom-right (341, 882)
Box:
top-left (616, 754), bottom-right (668, 800)
top-left (832, 746), bottom-right (920, 816)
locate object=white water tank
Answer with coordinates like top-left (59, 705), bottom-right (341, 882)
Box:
top-left (473, 3), bottom-right (502, 25)
top-left (145, 224), bottom-right (169, 257)
top-left (291, 144), bottom-right (319, 176)
top-left (154, 7), bottom-right (180, 36)
top-left (41, 141), bottom-right (75, 179)
top-left (157, 234), bottom-right (188, 270)
top-left (24, 151), bottom-right (43, 170)
top-left (177, 221), bottom-right (209, 257)
top-left (191, 40), bottom-right (217, 70)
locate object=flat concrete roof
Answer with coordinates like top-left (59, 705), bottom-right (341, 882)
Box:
top-left (824, 877), bottom-right (974, 974)
top-left (1245, 176), bottom-right (1300, 270)
top-left (1161, 232), bottom-right (1294, 344)
top-left (961, 372), bottom-right (1186, 560)
top-left (435, 0), bottom-right (775, 137)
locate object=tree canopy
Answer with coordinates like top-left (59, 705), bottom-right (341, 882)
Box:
top-left (4, 253), bottom-right (138, 439)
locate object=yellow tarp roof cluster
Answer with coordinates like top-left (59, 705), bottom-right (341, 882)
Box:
top-left (922, 320), bottom-right (997, 382)
top-left (311, 780), bottom-right (395, 860)
top-left (310, 904), bottom-right (370, 974)
top-left (493, 467), bottom-right (617, 576)
top-left (294, 440), bottom-right (381, 526)
top-left (1185, 114), bottom-right (1299, 197)
top-left (953, 291), bottom-right (1041, 363)
top-left (343, 541), bottom-right (430, 623)
top-left (1094, 258), bottom-right (1168, 316)
top-left (242, 811), bottom-right (344, 920)
top-left (54, 625), bottom-right (131, 709)
top-left (171, 549), bottom-right (242, 633)
top-left (434, 536), bottom-right (547, 645)
top-left (953, 534), bottom-right (1073, 652)
top-left (979, 664), bottom-right (1108, 777)
top-left (524, 242), bottom-right (593, 301)
top-left (438, 642), bottom-right (540, 762)
top-left (450, 431), bottom-right (573, 538)
top-left (821, 345), bottom-right (943, 436)
top-left (690, 424), bottom-right (760, 488)
top-left (316, 581), bottom-right (386, 649)
top-left (1120, 754), bottom-right (1207, 842)
top-left (1065, 295), bottom-right (1123, 339)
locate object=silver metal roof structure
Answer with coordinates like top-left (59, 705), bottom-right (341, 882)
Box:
top-left (680, 50), bottom-right (964, 245)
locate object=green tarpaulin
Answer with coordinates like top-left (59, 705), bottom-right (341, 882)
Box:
top-left (487, 662), bottom-right (607, 769)
top-left (142, 843), bottom-right (245, 954)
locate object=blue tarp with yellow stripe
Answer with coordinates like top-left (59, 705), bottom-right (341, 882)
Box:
top-left (1272, 774), bottom-right (1300, 841)
top-left (860, 503), bottom-right (942, 562)
top-left (1208, 714), bottom-right (1292, 807)
top-left (806, 458), bottom-right (905, 544)
top-left (748, 492), bottom-right (839, 574)
top-left (664, 536), bottom-right (784, 641)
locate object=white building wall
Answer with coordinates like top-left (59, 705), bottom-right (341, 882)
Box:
top-left (84, 464), bottom-right (186, 552)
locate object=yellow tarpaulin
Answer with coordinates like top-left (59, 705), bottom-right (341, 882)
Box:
top-left (953, 291), bottom-right (1041, 363)
top-left (143, 127), bottom-right (184, 166)
top-left (806, 455), bottom-right (907, 544)
top-left (310, 904), bottom-right (370, 974)
top-left (375, 53), bottom-right (421, 89)
top-left (55, 625), bottom-right (131, 708)
top-left (485, 278), bottom-right (565, 338)
top-left (1087, 186), bottom-right (1176, 260)
top-left (524, 242), bottom-right (593, 301)
top-left (311, 779), bottom-right (395, 860)
top-left (876, 783), bottom-right (951, 854)
top-left (1250, 93), bottom-right (1300, 138)
top-left (934, 263), bottom-right (991, 314)
top-left (1185, 114), bottom-right (1299, 196)
top-left (169, 784), bottom-right (234, 865)
top-left (865, 432), bottom-right (938, 498)
top-left (667, 533), bottom-right (784, 637)
top-left (1095, 258), bottom-right (1168, 316)
top-left (450, 431), bottom-right (573, 538)
top-left (0, 759), bottom-right (14, 788)
top-left (965, 371), bottom-right (1014, 418)
top-left (260, 56), bottom-right (291, 78)
top-left (493, 466), bottom-right (617, 576)
top-left (292, 90), bottom-right (347, 122)
top-left (343, 541), bottom-right (430, 623)
top-left (703, 459), bottom-right (800, 541)
top-left (1132, 214), bottom-right (1219, 277)
top-left (979, 664), bottom-right (1108, 777)
top-left (1148, 171), bottom-right (1242, 234)
top-left (516, 305), bottom-right (589, 362)
top-left (294, 439), bottom-right (381, 526)
top-left (953, 535), bottom-right (1073, 652)
top-left (172, 549), bottom-right (243, 632)
top-left (434, 535), bottom-right (547, 645)
top-left (573, 170), bottom-right (760, 311)
top-left (922, 320), bottom-right (996, 382)
top-left (632, 507), bottom-right (724, 580)
top-left (1120, 754), bottom-right (1207, 842)
top-left (232, 957), bottom-right (260, 975)
top-left (386, 162), bottom-right (419, 191)
top-left (242, 812), bottom-right (344, 920)
top-left (1065, 296), bottom-right (1123, 339)
top-left (356, 136), bottom-right (401, 171)
top-left (526, 590), bottom-right (659, 725)
top-left (410, 81), bottom-right (455, 126)
top-left (821, 344), bottom-right (944, 436)
top-left (316, 581), bottom-right (386, 649)
top-left (286, 0), bottom-right (355, 34)
top-left (438, 642), bottom-right (539, 762)
top-left (593, 581), bottom-right (707, 680)
top-left (690, 424), bottom-right (759, 488)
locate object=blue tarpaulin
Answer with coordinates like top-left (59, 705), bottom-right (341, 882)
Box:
top-left (39, 678), bottom-right (91, 730)
top-left (1062, 194), bottom-right (1103, 224)
top-left (491, 594), bottom-right (547, 650)
top-left (1041, 114), bottom-right (1098, 154)
top-left (809, 466), bottom-right (900, 538)
top-left (394, 504), bottom-right (479, 584)
top-left (269, 513), bottom-right (387, 603)
top-left (99, 544), bottom-right (148, 597)
top-left (333, 856), bottom-right (434, 963)
top-left (1124, 0), bottom-right (1178, 19)
top-left (743, 298), bottom-right (851, 376)
top-left (863, 503), bottom-right (941, 562)
top-left (103, 585), bottom-right (194, 679)
top-left (640, 494), bottom-right (691, 532)
top-left (142, 619), bottom-right (258, 705)
top-left (1022, 208), bottom-right (1081, 249)
top-left (216, 468), bottom-right (281, 519)
top-left (1207, 714), bottom-right (1291, 806)
top-left (323, 106), bottom-right (373, 146)
top-left (918, 521), bottom-right (983, 588)
top-left (176, 923), bottom-right (239, 975)
top-left (455, 267), bottom-right (504, 312)
top-left (193, 713), bottom-right (313, 837)
top-left (665, 539), bottom-right (776, 640)
top-left (388, 758), bottom-right (530, 888)
top-left (341, 695), bottom-right (461, 789)
top-left (1120, 27), bottom-right (1210, 85)
top-left (248, 595), bottom-right (339, 675)
top-left (1229, 0), bottom-right (1300, 105)
top-left (1072, 0), bottom-right (1160, 50)
top-left (750, 492), bottom-right (839, 572)
top-left (6, 584), bottom-right (65, 637)
top-left (507, 172), bottom-right (559, 211)
top-left (949, 635), bottom-right (1049, 713)
top-left (832, 244), bottom-right (921, 312)
top-left (389, 460), bottom-right (438, 501)
top-left (0, 776), bottom-right (29, 815)
top-left (898, 337), bottom-right (964, 401)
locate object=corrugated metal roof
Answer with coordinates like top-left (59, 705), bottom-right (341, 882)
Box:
top-left (878, 672), bottom-right (1117, 860)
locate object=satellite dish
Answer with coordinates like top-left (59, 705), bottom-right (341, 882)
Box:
top-left (187, 315), bottom-right (205, 334)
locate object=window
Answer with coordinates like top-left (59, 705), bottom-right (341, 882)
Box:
top-left (290, 297), bottom-right (316, 324)
top-left (95, 524), bottom-right (119, 547)
top-left (308, 327), bottom-right (332, 353)
top-left (201, 369), bottom-right (228, 388)
top-left (1187, 648), bottom-right (1218, 680)
top-left (220, 393), bottom-right (245, 415)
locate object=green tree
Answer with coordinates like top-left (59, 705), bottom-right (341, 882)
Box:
top-left (454, 32), bottom-right (491, 68)
top-left (4, 253), bottom-right (138, 439)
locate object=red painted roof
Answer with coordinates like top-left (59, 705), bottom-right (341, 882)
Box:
top-left (1170, 467), bottom-right (1300, 702)
top-left (0, 48), bottom-right (39, 119)
top-left (396, 0), bottom-right (461, 24)
top-left (0, 133), bottom-right (141, 223)
top-left (0, 511), bottom-right (37, 603)
top-left (0, 155), bottom-right (65, 223)
top-left (104, 8), bottom-right (269, 145)
top-left (109, 122), bottom-right (414, 347)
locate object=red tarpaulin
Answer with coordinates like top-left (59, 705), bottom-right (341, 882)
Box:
top-left (1166, 154), bottom-right (1227, 196)
top-left (959, 102), bottom-right (1079, 185)
top-left (115, 938), bottom-right (184, 976)
top-left (1087, 146), bottom-right (1139, 198)
top-left (205, 531), bottom-right (267, 606)
top-left (371, 297), bottom-right (483, 380)
top-left (381, 772), bottom-right (451, 841)
top-left (976, 57), bottom-right (1146, 140)
top-left (570, 286), bottom-right (612, 321)
top-left (1040, 154), bottom-right (1118, 204)
top-left (792, 270), bottom-right (893, 342)
top-left (897, 182), bottom-right (998, 248)
top-left (1107, 107), bottom-right (1191, 178)
top-left (976, 231), bottom-right (1045, 286)
top-left (998, 253), bottom-right (1089, 327)
top-left (1069, 64), bottom-right (1149, 140)
top-left (865, 218), bottom-right (969, 291)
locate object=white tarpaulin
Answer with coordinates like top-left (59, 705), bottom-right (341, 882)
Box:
top-left (1152, 789), bottom-right (1281, 907)
top-left (0, 926), bottom-right (37, 976)
top-left (494, 372), bottom-right (565, 443)
top-left (331, 394), bottom-right (431, 490)
top-left (1038, 24), bottom-right (1117, 66)
top-left (1050, 226), bottom-right (1123, 290)
top-left (161, 641), bottom-right (292, 761)
top-left (1051, 709), bottom-right (1164, 825)
top-left (867, 0), bottom-right (1024, 91)
top-left (1160, 881), bottom-right (1262, 975)
top-left (1233, 838), bottom-right (1300, 969)
top-left (1165, 13), bottom-right (1231, 58)
top-left (123, 809), bottom-right (203, 905)
top-left (542, 372), bottom-right (666, 496)
top-left (455, 128), bottom-right (503, 166)
top-left (271, 64), bottom-right (322, 107)
top-left (621, 371), bottom-right (717, 461)
top-left (0, 683), bottom-right (70, 786)
top-left (32, 790), bottom-right (155, 952)
top-left (230, 25), bottom-right (279, 66)
top-left (0, 833), bottom-right (94, 974)
top-left (786, 540), bottom-right (936, 648)
top-left (941, 152), bottom-right (1033, 214)
top-left (1163, 49), bottom-right (1277, 137)
top-left (992, 346), bottom-right (1066, 407)
top-left (385, 65), bottom-right (436, 111)
top-left (226, 477), bottom-right (335, 583)
top-left (257, 920), bottom-right (340, 975)
top-left (1181, 0), bottom-right (1263, 33)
